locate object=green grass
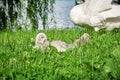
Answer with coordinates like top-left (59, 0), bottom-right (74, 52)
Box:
top-left (0, 28), bottom-right (120, 80)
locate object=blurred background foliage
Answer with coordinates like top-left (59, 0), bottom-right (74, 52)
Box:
top-left (0, 0), bottom-right (55, 31)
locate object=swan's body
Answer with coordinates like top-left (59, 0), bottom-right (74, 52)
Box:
top-left (70, 0), bottom-right (120, 31)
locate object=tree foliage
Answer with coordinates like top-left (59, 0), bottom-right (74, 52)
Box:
top-left (0, 0), bottom-right (55, 31)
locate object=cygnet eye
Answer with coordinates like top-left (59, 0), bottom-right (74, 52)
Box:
top-left (40, 36), bottom-right (44, 39)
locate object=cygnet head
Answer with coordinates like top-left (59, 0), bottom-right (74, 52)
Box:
top-left (36, 33), bottom-right (47, 44)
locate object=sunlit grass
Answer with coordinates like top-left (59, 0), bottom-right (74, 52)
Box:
top-left (0, 28), bottom-right (120, 80)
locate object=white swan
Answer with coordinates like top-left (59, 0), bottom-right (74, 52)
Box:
top-left (70, 0), bottom-right (120, 31)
